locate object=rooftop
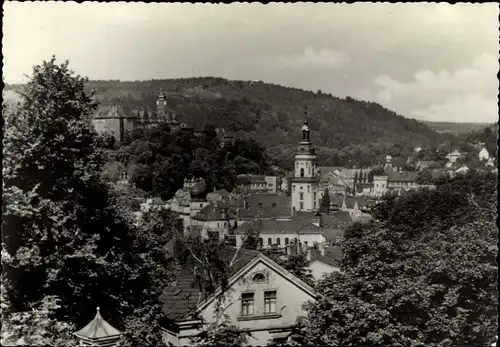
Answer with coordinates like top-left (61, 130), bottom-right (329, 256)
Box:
top-left (74, 307), bottom-right (122, 340)
top-left (161, 246), bottom-right (260, 321)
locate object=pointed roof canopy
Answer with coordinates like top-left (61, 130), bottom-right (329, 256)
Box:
top-left (301, 106), bottom-right (310, 132)
top-left (74, 307), bottom-right (122, 341)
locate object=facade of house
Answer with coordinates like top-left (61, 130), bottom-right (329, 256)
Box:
top-left (306, 246), bottom-right (342, 281)
top-left (190, 204), bottom-right (238, 240)
top-left (161, 249), bottom-right (317, 346)
top-left (235, 218), bottom-right (328, 250)
top-left (291, 118), bottom-right (321, 213)
top-left (479, 148), bottom-right (490, 161)
top-left (237, 175), bottom-right (279, 194)
top-left (92, 105), bottom-right (136, 143)
top-left (446, 149), bottom-right (463, 163)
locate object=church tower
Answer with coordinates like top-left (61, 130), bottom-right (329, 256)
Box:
top-left (291, 107), bottom-right (320, 214)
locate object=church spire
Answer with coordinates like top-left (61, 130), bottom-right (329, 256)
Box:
top-left (301, 106), bottom-right (310, 143)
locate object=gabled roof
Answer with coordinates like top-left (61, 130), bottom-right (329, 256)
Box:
top-left (192, 205), bottom-right (236, 221)
top-left (94, 105), bottom-right (134, 119)
top-left (309, 246), bottom-right (343, 268)
top-left (322, 211), bottom-right (353, 225)
top-left (74, 307), bottom-right (122, 340)
top-left (194, 252), bottom-right (317, 318)
top-left (162, 247), bottom-right (316, 322)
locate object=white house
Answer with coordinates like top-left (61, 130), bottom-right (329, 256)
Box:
top-left (479, 148), bottom-right (490, 161)
top-left (446, 149), bottom-right (463, 163)
top-left (161, 248), bottom-right (317, 346)
top-left (306, 246), bottom-right (342, 281)
top-left (234, 217), bottom-right (338, 250)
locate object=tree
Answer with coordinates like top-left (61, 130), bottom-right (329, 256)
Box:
top-left (2, 57), bottom-right (176, 345)
top-left (298, 171), bottom-right (497, 346)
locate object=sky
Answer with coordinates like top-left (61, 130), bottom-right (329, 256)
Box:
top-left (3, 2), bottom-right (499, 123)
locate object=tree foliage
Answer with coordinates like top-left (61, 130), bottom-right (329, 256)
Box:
top-left (298, 170), bottom-right (497, 346)
top-left (2, 57), bottom-right (177, 346)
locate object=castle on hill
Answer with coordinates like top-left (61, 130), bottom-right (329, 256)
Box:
top-left (92, 89), bottom-right (233, 145)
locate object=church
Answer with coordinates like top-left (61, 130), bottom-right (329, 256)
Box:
top-left (290, 110), bottom-right (322, 214)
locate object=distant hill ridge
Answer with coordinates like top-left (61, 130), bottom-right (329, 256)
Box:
top-left (4, 77), bottom-right (468, 168)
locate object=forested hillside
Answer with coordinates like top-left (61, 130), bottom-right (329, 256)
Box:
top-left (5, 78), bottom-right (464, 169)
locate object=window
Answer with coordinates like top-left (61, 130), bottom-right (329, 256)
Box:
top-left (252, 273), bottom-right (265, 283)
top-left (268, 238), bottom-right (272, 246)
top-left (314, 192), bottom-right (316, 200)
top-left (259, 238), bottom-right (264, 247)
top-left (304, 241), bottom-right (308, 247)
top-left (300, 168), bottom-right (304, 177)
top-left (300, 186), bottom-right (303, 190)
top-left (241, 293), bottom-right (254, 316)
top-left (299, 202), bottom-right (303, 210)
top-left (299, 192), bottom-right (304, 200)
top-left (292, 185), bottom-right (296, 193)
top-left (314, 201), bottom-right (317, 209)
top-left (264, 291), bottom-right (277, 314)
top-left (200, 203), bottom-right (203, 208)
top-left (277, 238), bottom-right (281, 245)
top-left (285, 238), bottom-right (289, 245)
top-left (217, 222), bottom-right (220, 228)
top-left (307, 187), bottom-right (310, 193)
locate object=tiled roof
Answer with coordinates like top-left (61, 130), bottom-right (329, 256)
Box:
top-left (161, 246), bottom-right (259, 321)
top-left (236, 218), bottom-right (323, 235)
top-left (232, 193), bottom-right (291, 219)
top-left (387, 170), bottom-right (419, 182)
top-left (94, 105), bottom-right (134, 119)
top-left (322, 212), bottom-right (353, 225)
top-left (237, 174), bottom-right (266, 184)
top-left (192, 205), bottom-right (237, 221)
top-left (320, 228), bottom-right (343, 242)
top-left (309, 246), bottom-right (343, 267)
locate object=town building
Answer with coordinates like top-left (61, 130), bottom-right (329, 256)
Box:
top-left (479, 147), bottom-right (490, 161)
top-left (236, 175), bottom-right (280, 194)
top-left (235, 217), bottom-right (331, 250)
top-left (92, 105), bottom-right (136, 143)
top-left (291, 116), bottom-right (321, 213)
top-left (161, 247), bottom-right (317, 346)
top-left (446, 149), bottom-right (463, 163)
top-left (306, 246), bottom-right (342, 281)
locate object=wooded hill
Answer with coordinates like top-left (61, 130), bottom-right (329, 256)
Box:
top-left (5, 78), bottom-right (467, 169)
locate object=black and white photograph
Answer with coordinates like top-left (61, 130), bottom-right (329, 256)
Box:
top-left (2, 2), bottom-right (498, 346)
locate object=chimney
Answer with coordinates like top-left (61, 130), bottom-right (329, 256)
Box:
top-left (306, 249), bottom-right (311, 261)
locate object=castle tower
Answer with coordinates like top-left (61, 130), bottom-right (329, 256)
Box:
top-left (156, 89), bottom-right (167, 121)
top-left (291, 107), bottom-right (320, 214)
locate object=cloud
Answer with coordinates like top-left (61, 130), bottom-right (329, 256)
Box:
top-left (412, 94), bottom-right (498, 123)
top-left (372, 53), bottom-right (498, 122)
top-left (264, 47), bottom-right (349, 70)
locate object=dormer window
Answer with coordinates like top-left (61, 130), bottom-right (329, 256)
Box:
top-left (252, 273), bottom-right (266, 283)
